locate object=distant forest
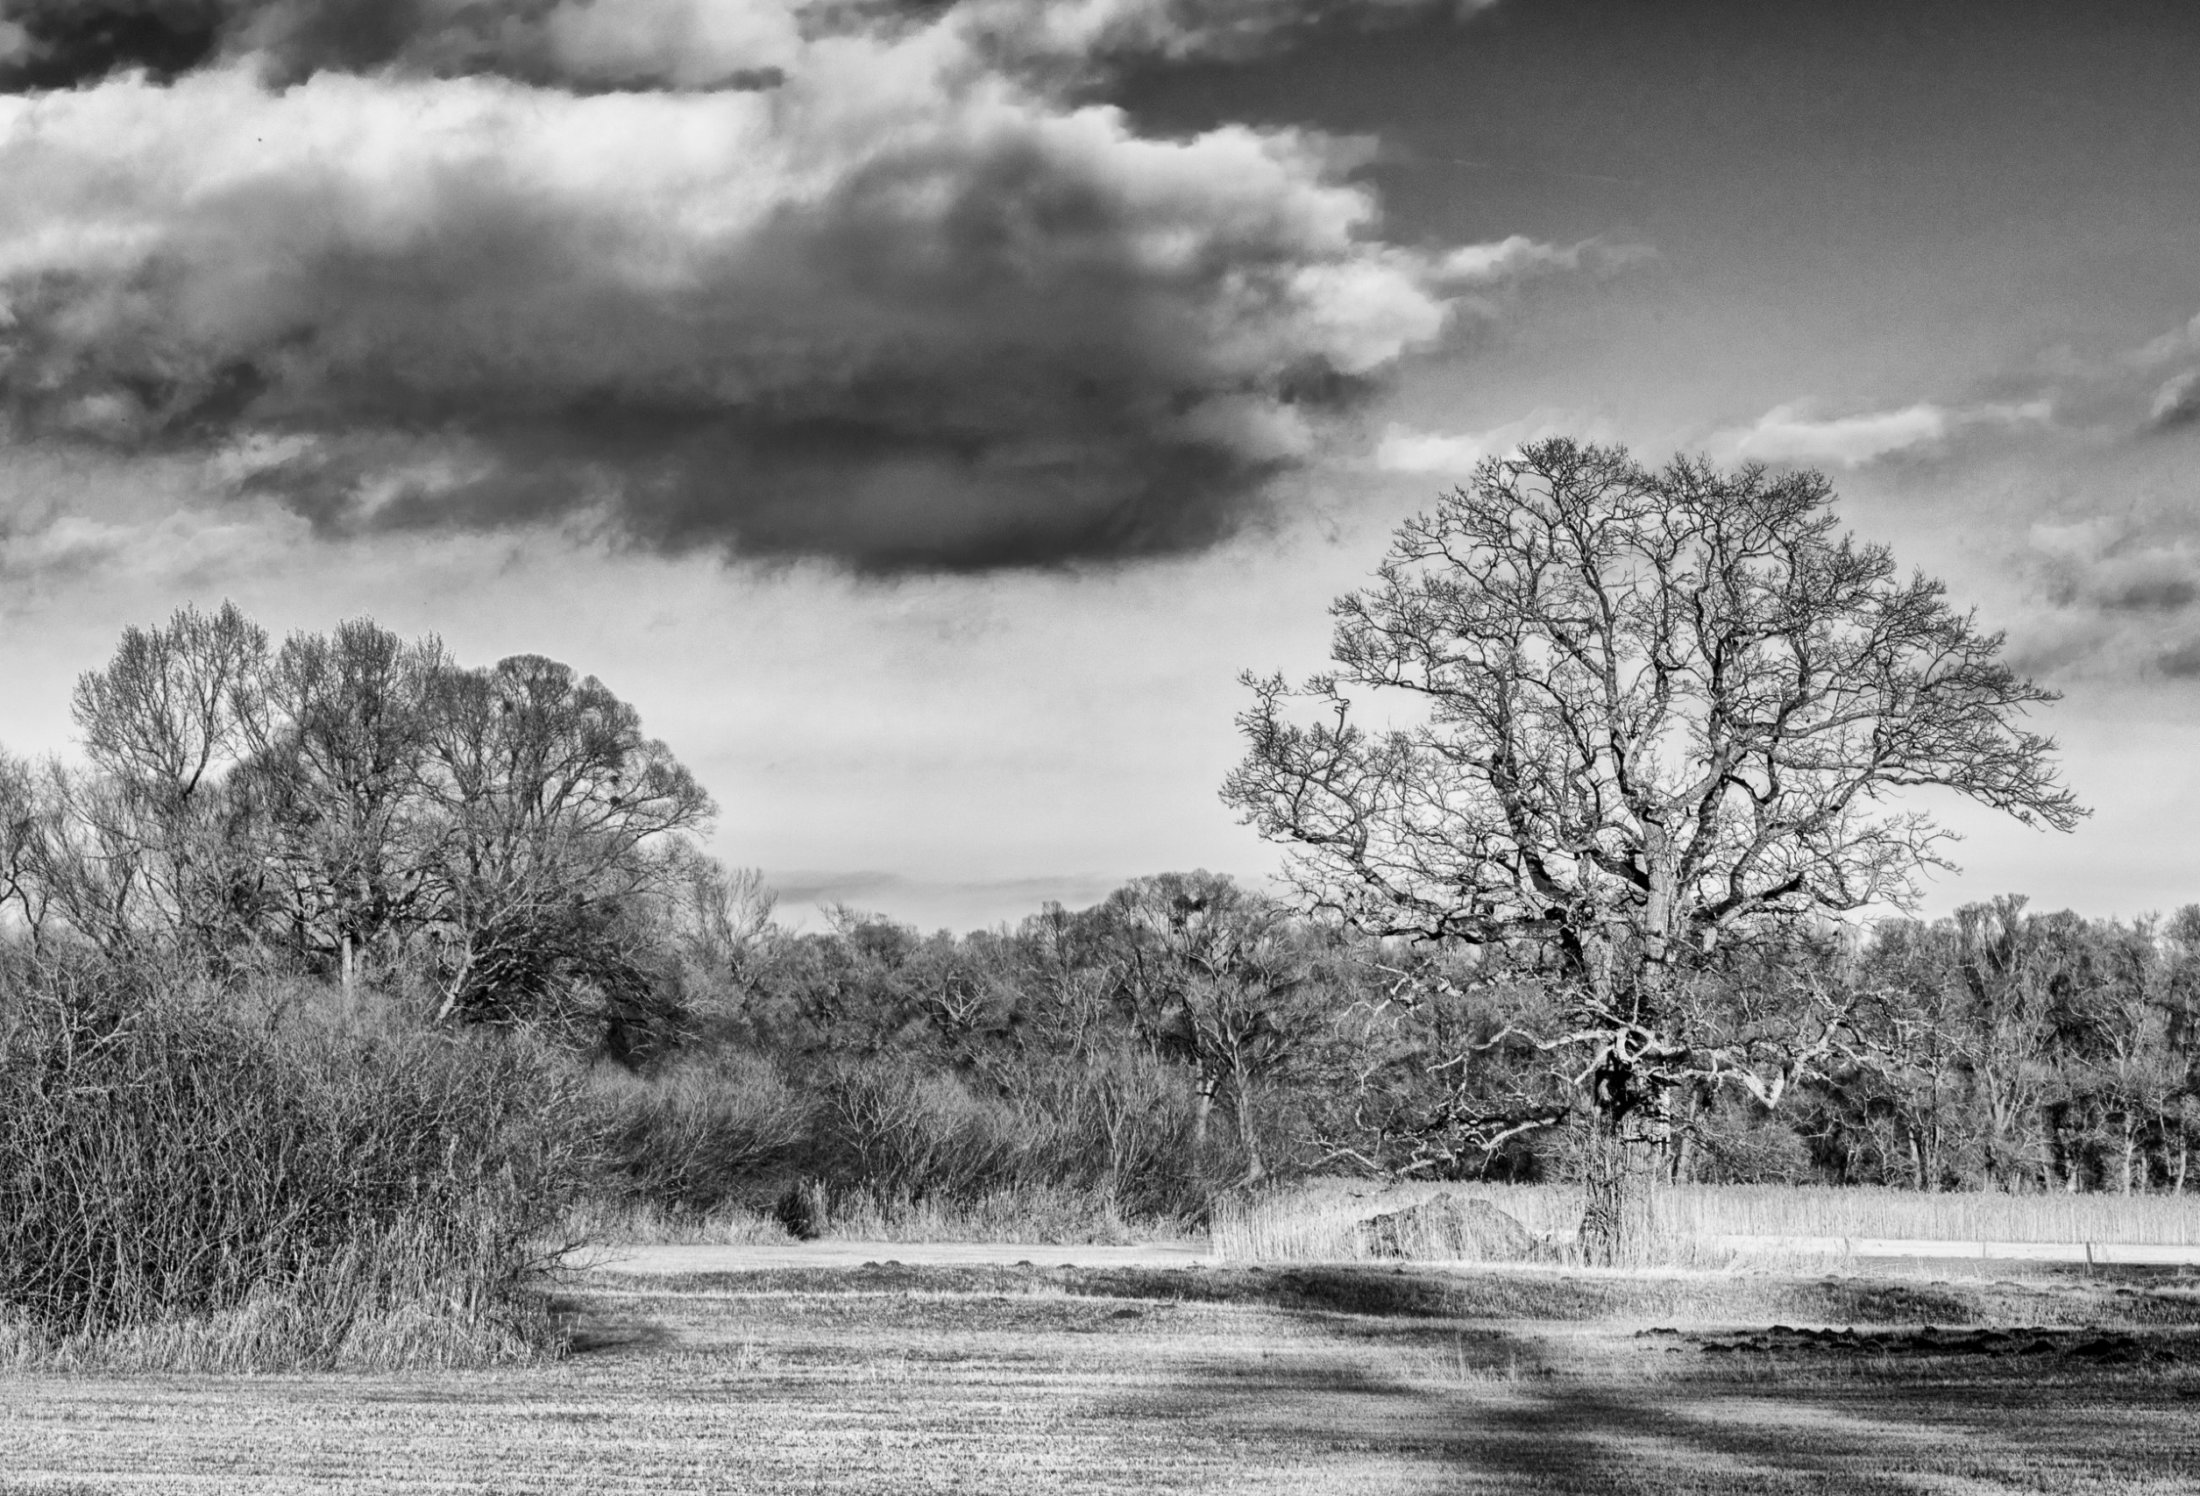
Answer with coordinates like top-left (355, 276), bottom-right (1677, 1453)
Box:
top-left (1, 603), bottom-right (2195, 1235)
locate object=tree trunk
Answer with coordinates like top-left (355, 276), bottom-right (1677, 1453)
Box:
top-left (1191, 1075), bottom-right (1215, 1149)
top-left (1232, 1063), bottom-right (1265, 1188)
top-left (1579, 1104), bottom-right (1657, 1267)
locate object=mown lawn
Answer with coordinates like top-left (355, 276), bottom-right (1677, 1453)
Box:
top-left (7, 1263), bottom-right (2200, 1494)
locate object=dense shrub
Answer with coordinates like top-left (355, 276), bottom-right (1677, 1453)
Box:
top-left (588, 1050), bottom-right (810, 1214)
top-left (0, 971), bottom-right (585, 1366)
top-left (1685, 1103), bottom-right (1818, 1186)
top-left (587, 1046), bottom-right (1221, 1234)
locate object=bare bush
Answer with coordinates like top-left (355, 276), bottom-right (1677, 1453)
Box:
top-left (0, 963), bottom-right (584, 1367)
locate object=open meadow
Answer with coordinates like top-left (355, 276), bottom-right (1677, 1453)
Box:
top-left (8, 1257), bottom-right (2200, 1495)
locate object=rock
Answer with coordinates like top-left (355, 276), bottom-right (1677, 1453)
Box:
top-left (1355, 1194), bottom-right (1535, 1261)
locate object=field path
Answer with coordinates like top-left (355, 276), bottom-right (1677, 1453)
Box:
top-left (575, 1236), bottom-right (2200, 1275)
top-left (574, 1239), bottom-right (1216, 1274)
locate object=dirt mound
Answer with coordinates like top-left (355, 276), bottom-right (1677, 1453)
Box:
top-left (1357, 1195), bottom-right (1536, 1261)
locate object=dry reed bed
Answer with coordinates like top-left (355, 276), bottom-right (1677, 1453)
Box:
top-left (1211, 1180), bottom-right (2200, 1263)
top-left (570, 1181), bottom-right (1176, 1247)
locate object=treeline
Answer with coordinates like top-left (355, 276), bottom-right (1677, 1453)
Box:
top-left (6, 607), bottom-right (2199, 1212)
top-left (1809, 897), bottom-right (2200, 1195)
top-left (638, 882), bottom-right (2200, 1211)
top-left (7, 605), bottom-right (2200, 1363)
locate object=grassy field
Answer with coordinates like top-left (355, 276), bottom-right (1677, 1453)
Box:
top-left (7, 1260), bottom-right (2200, 1494)
top-left (1212, 1180), bottom-right (2200, 1262)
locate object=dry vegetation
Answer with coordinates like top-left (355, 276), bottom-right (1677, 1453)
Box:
top-left (8, 1260), bottom-right (2200, 1494)
top-left (571, 1180), bottom-right (1175, 1247)
top-left (0, 976), bottom-right (584, 1371)
top-left (1212, 1179), bottom-right (2200, 1264)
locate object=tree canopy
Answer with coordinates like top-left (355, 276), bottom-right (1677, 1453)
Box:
top-left (1224, 438), bottom-right (2084, 1257)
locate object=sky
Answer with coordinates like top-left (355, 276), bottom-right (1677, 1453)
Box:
top-left (0, 0), bottom-right (2195, 932)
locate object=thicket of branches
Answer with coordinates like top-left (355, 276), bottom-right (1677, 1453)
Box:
top-left (632, 880), bottom-right (2200, 1209)
top-left (0, 963), bottom-right (583, 1364)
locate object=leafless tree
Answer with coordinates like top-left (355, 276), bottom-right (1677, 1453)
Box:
top-left (51, 602), bottom-right (269, 966)
top-left (417, 654), bottom-right (713, 1055)
top-left (1105, 871), bottom-right (1330, 1185)
top-left (237, 619), bottom-right (445, 993)
top-left (0, 752), bottom-right (52, 947)
top-left (1225, 438), bottom-right (2082, 1261)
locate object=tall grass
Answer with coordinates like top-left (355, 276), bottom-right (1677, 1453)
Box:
top-left (572, 1179), bottom-right (1179, 1246)
top-left (0, 973), bottom-right (586, 1369)
top-left (1652, 1183), bottom-right (2200, 1246)
top-left (786, 1180), bottom-right (1156, 1243)
top-left (583, 1049), bottom-right (1216, 1240)
top-left (1213, 1179), bottom-right (2200, 1262)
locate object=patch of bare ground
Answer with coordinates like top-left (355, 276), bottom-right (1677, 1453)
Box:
top-left (6, 1263), bottom-right (2200, 1494)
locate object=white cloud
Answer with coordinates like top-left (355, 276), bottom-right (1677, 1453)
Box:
top-left (1374, 424), bottom-right (1494, 474)
top-left (2127, 309), bottom-right (2200, 370)
top-left (1372, 408), bottom-right (1594, 474)
top-left (1431, 234), bottom-right (1652, 289)
top-left (1434, 234), bottom-right (1578, 284)
top-left (1718, 398), bottom-right (2051, 468)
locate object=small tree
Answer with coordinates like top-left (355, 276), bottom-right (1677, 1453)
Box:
top-left (1103, 871), bottom-right (1330, 1185)
top-left (1225, 439), bottom-right (2082, 1260)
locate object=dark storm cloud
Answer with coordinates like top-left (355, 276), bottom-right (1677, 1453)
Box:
top-left (0, 2), bottom-right (1529, 571)
top-left (2031, 523), bottom-right (2200, 616)
top-left (0, 0), bottom-right (813, 90)
top-left (2155, 638), bottom-right (2200, 679)
top-left (0, 1), bottom-right (222, 89)
top-left (2009, 505), bottom-right (2200, 683)
top-left (2150, 370), bottom-right (2200, 433)
top-left (0, 0), bottom-right (1490, 91)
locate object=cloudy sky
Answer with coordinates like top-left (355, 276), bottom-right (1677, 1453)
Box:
top-left (0, 0), bottom-right (2195, 931)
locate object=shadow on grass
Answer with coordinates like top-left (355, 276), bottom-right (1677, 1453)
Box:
top-left (545, 1293), bottom-right (678, 1357)
top-left (1090, 1300), bottom-right (2200, 1494)
top-left (564, 1258), bottom-right (2200, 1492)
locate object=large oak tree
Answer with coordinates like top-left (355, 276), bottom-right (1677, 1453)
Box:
top-left (1225, 439), bottom-right (2082, 1260)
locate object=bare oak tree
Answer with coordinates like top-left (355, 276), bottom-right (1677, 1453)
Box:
top-left (1224, 439), bottom-right (2082, 1261)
